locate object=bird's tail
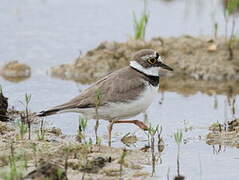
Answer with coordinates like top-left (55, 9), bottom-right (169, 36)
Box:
top-left (36, 100), bottom-right (78, 117)
top-left (36, 108), bottom-right (60, 117)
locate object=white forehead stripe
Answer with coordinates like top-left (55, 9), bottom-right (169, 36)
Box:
top-left (141, 52), bottom-right (158, 60)
top-left (130, 61), bottom-right (159, 77)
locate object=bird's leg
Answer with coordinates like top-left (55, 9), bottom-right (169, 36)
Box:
top-left (107, 120), bottom-right (148, 146)
top-left (108, 121), bottom-right (114, 147)
top-left (113, 120), bottom-right (149, 130)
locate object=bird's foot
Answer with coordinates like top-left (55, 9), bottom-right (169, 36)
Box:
top-left (133, 120), bottom-right (148, 131)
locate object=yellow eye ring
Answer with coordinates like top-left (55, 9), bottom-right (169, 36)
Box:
top-left (148, 58), bottom-right (157, 64)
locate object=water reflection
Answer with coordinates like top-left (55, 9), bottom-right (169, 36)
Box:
top-left (227, 90), bottom-right (237, 119)
top-left (1, 76), bottom-right (30, 83)
top-left (163, 0), bottom-right (239, 38)
top-left (212, 144), bottom-right (222, 154)
top-left (213, 94), bottom-right (218, 109)
top-left (158, 91), bottom-right (164, 105)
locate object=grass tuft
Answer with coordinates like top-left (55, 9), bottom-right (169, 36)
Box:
top-left (132, 0), bottom-right (149, 40)
top-left (16, 119), bottom-right (27, 140)
top-left (226, 0), bottom-right (239, 15)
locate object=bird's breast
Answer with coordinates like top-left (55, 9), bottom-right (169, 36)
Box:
top-left (99, 84), bottom-right (158, 120)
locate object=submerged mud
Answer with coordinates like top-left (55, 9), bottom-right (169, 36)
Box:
top-left (51, 36), bottom-right (239, 93)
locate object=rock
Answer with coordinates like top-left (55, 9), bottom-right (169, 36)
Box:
top-left (207, 43), bottom-right (217, 52)
top-left (174, 175), bottom-right (185, 180)
top-left (132, 171), bottom-right (149, 177)
top-left (103, 166), bottom-right (121, 176)
top-left (67, 159), bottom-right (80, 170)
top-left (47, 127), bottom-right (62, 136)
top-left (0, 121), bottom-right (13, 134)
top-left (0, 61), bottom-right (31, 81)
top-left (121, 133), bottom-right (138, 146)
top-left (80, 156), bottom-right (108, 173)
top-left (23, 162), bottom-right (67, 180)
top-left (0, 89), bottom-right (8, 121)
top-left (228, 119), bottom-right (239, 132)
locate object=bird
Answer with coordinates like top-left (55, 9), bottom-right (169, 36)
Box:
top-left (37, 49), bottom-right (173, 146)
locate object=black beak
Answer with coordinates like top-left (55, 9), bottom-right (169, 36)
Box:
top-left (159, 62), bottom-right (173, 71)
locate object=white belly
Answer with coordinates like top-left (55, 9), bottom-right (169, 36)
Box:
top-left (78, 85), bottom-right (158, 120)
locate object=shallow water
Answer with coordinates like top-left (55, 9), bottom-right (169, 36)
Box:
top-left (1, 0), bottom-right (239, 179)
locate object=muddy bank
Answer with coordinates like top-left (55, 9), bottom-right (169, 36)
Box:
top-left (207, 118), bottom-right (239, 148)
top-left (51, 36), bottom-right (239, 88)
top-left (0, 121), bottom-right (152, 180)
top-left (0, 61), bottom-right (31, 82)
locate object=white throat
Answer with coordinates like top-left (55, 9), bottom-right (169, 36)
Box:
top-left (130, 61), bottom-right (159, 77)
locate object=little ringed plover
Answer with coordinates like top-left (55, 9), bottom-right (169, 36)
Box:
top-left (37, 49), bottom-right (173, 146)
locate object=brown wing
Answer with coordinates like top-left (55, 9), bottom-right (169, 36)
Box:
top-left (37, 67), bottom-right (146, 116)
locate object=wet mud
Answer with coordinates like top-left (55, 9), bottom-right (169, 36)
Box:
top-left (0, 121), bottom-right (152, 180)
top-left (207, 118), bottom-right (239, 148)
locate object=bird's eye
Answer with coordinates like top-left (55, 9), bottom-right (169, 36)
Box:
top-left (148, 58), bottom-right (157, 64)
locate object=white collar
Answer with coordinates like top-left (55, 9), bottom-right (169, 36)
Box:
top-left (130, 61), bottom-right (159, 77)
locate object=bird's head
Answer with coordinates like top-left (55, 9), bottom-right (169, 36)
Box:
top-left (130, 49), bottom-right (173, 76)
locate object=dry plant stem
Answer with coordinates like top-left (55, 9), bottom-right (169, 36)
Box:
top-left (228, 17), bottom-right (235, 60)
top-left (95, 106), bottom-right (99, 143)
top-left (157, 126), bottom-right (164, 153)
top-left (174, 131), bottom-right (182, 177)
top-left (94, 89), bottom-right (101, 144)
top-left (177, 144), bottom-right (180, 177)
top-left (228, 42), bottom-right (233, 60)
top-left (119, 149), bottom-right (127, 178)
top-left (31, 143), bottom-right (37, 167)
top-left (232, 97), bottom-right (236, 118)
top-left (26, 106), bottom-right (31, 140)
top-left (40, 119), bottom-right (44, 135)
top-left (214, 23), bottom-right (218, 39)
top-left (10, 142), bottom-right (14, 160)
top-left (167, 167), bottom-right (170, 180)
top-left (224, 12), bottom-right (228, 40)
top-left (151, 133), bottom-right (156, 176)
top-left (81, 172), bottom-right (85, 180)
top-left (23, 94), bottom-right (32, 140)
top-left (95, 120), bottom-right (99, 143)
top-left (39, 118), bottom-right (44, 139)
top-left (108, 120), bottom-right (148, 146)
top-left (64, 149), bottom-right (69, 178)
top-left (24, 152), bottom-right (28, 170)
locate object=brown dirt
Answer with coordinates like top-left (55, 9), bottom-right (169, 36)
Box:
top-left (0, 122), bottom-right (151, 180)
top-left (51, 36), bottom-right (239, 94)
